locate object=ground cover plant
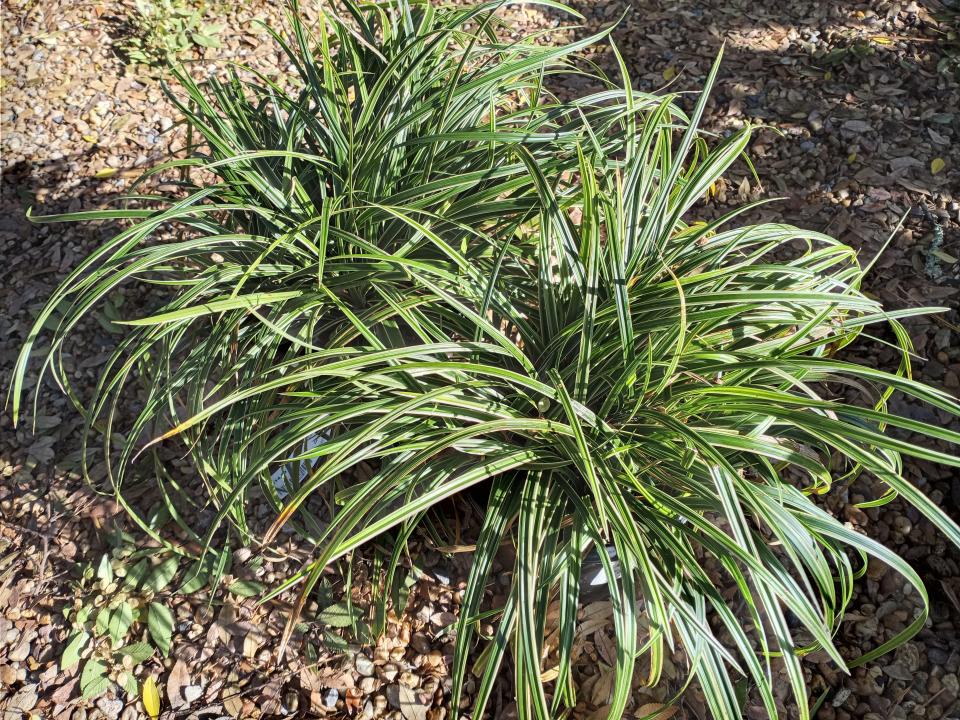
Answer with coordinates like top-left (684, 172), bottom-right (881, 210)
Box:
top-left (122, 0), bottom-right (225, 66)
top-left (11, 0), bottom-right (960, 718)
top-left (60, 530), bottom-right (179, 702)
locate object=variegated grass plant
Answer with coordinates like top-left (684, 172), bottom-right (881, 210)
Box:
top-left (12, 1), bottom-right (960, 718)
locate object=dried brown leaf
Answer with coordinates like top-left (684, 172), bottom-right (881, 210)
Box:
top-left (166, 660), bottom-right (190, 710)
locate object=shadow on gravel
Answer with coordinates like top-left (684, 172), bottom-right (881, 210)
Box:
top-left (0, 154), bottom-right (136, 331)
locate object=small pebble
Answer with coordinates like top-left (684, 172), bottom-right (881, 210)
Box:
top-left (94, 696), bottom-right (123, 720)
top-left (354, 653), bottom-right (375, 676)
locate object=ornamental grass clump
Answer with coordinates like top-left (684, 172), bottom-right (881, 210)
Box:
top-left (13, 2), bottom-right (960, 718)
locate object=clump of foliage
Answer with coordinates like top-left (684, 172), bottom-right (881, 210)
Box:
top-left (14, 1), bottom-right (960, 718)
top-left (60, 521), bottom-right (247, 702)
top-left (61, 529), bottom-right (179, 701)
top-left (122, 0), bottom-right (223, 65)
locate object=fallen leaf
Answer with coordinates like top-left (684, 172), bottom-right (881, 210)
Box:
top-left (931, 157), bottom-right (946, 175)
top-left (429, 611), bottom-right (455, 628)
top-left (260, 677), bottom-right (284, 716)
top-left (594, 630), bottom-right (617, 667)
top-left (223, 693), bottom-right (244, 718)
top-left (397, 684), bottom-right (427, 720)
top-left (345, 687), bottom-right (363, 713)
top-left (143, 676), bottom-right (161, 719)
top-left (842, 119), bottom-right (872, 133)
top-left (889, 156), bottom-right (923, 172)
top-left (578, 601), bottom-right (613, 636)
top-left (94, 168), bottom-right (117, 179)
top-left (6, 684), bottom-right (39, 714)
top-left (928, 127), bottom-right (949, 146)
top-left (637, 703), bottom-right (679, 719)
top-left (167, 659), bottom-right (190, 709)
top-left (242, 633), bottom-right (260, 658)
top-left (590, 663), bottom-right (615, 706)
top-left (540, 666), bottom-right (560, 682)
top-left (50, 676), bottom-right (79, 704)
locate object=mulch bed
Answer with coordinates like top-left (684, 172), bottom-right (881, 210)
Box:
top-left (1, 0), bottom-right (958, 718)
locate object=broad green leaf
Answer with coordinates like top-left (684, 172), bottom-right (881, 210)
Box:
top-left (147, 603), bottom-right (174, 657)
top-left (323, 630), bottom-right (349, 652)
top-left (227, 579), bottom-right (264, 597)
top-left (61, 630), bottom-right (90, 670)
top-left (80, 658), bottom-right (110, 699)
top-left (120, 670), bottom-right (139, 698)
top-left (178, 554), bottom-right (217, 594)
top-left (191, 32), bottom-right (221, 49)
top-left (117, 641), bottom-right (155, 664)
top-left (317, 603), bottom-right (360, 628)
top-left (94, 606), bottom-right (110, 636)
top-left (96, 554), bottom-right (113, 584)
top-left (108, 601), bottom-right (135, 647)
top-left (124, 558), bottom-right (151, 589)
top-left (145, 556), bottom-right (179, 594)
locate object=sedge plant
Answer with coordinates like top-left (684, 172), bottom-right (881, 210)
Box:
top-left (12, 1), bottom-right (960, 718)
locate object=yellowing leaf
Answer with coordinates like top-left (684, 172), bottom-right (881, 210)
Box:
top-left (824, 70), bottom-right (833, 81)
top-left (847, 152), bottom-right (857, 164)
top-left (94, 168), bottom-right (117, 179)
top-left (82, 134), bottom-right (98, 143)
top-left (870, 35), bottom-right (893, 45)
top-left (540, 666), bottom-right (560, 682)
top-left (931, 157), bottom-right (946, 175)
top-left (662, 65), bottom-right (677, 82)
top-left (143, 676), bottom-right (161, 719)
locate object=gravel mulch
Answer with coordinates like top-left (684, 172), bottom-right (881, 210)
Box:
top-left (1, 0), bottom-right (959, 718)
